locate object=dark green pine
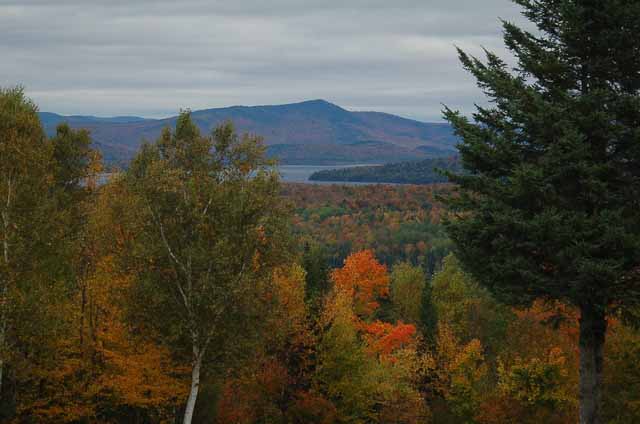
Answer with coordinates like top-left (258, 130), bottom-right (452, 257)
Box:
top-left (442, 1), bottom-right (640, 423)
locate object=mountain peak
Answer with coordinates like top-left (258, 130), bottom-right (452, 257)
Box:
top-left (301, 99), bottom-right (333, 105)
top-left (295, 99), bottom-right (344, 109)
top-left (289, 99), bottom-right (349, 117)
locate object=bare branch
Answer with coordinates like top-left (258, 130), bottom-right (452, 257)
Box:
top-left (147, 202), bottom-right (192, 311)
top-left (202, 197), bottom-right (213, 217)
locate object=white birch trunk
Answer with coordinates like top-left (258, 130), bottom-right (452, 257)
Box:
top-left (183, 344), bottom-right (203, 424)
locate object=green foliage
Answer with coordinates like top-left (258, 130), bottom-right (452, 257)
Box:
top-left (316, 292), bottom-right (377, 423)
top-left (0, 87), bottom-right (60, 405)
top-left (497, 349), bottom-right (571, 410)
top-left (128, 114), bottom-right (290, 342)
top-left (0, 86), bottom-right (107, 422)
top-left (316, 205), bottom-right (348, 221)
top-left (126, 112), bottom-right (292, 422)
top-left (443, 0), bottom-right (640, 311)
top-left (302, 242), bottom-right (331, 312)
top-left (390, 262), bottom-right (425, 324)
top-left (0, 86), bottom-right (53, 279)
top-left (50, 123), bottom-right (94, 192)
top-left (431, 256), bottom-right (511, 352)
top-left (420, 278), bottom-right (438, 347)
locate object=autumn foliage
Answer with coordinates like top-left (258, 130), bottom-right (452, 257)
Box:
top-left (362, 320), bottom-right (417, 358)
top-left (5, 170), bottom-right (640, 423)
top-left (2, 88), bottom-right (639, 422)
top-left (331, 249), bottom-right (390, 317)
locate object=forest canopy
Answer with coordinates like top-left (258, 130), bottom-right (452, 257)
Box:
top-left (0, 85), bottom-right (639, 423)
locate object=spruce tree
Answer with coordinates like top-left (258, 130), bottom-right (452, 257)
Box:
top-left (443, 1), bottom-right (640, 423)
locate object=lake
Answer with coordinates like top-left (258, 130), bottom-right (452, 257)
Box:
top-left (99, 165), bottom-right (381, 186)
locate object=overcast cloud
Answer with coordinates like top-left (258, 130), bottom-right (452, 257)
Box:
top-left (0, 0), bottom-right (529, 121)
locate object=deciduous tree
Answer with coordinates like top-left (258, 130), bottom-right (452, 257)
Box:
top-left (0, 87), bottom-right (54, 403)
top-left (127, 113), bottom-right (290, 424)
top-left (331, 250), bottom-right (389, 318)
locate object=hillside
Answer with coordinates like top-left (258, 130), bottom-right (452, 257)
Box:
top-left (39, 100), bottom-right (458, 165)
top-left (309, 157), bottom-right (461, 184)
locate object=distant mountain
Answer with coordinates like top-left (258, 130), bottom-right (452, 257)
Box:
top-left (39, 112), bottom-right (147, 126)
top-left (38, 100), bottom-right (458, 165)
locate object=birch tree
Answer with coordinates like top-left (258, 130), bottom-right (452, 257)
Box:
top-left (127, 112), bottom-right (290, 424)
top-left (0, 87), bottom-right (52, 398)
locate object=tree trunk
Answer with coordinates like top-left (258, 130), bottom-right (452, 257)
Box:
top-left (1, 183), bottom-right (10, 398)
top-left (0, 310), bottom-right (5, 397)
top-left (579, 303), bottom-right (607, 424)
top-left (0, 280), bottom-right (6, 397)
top-left (80, 284), bottom-right (86, 347)
top-left (183, 345), bottom-right (203, 424)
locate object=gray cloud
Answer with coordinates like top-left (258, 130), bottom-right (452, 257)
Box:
top-left (0, 0), bottom-right (529, 121)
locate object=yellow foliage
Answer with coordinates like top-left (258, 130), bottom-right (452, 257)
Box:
top-left (12, 186), bottom-right (189, 423)
top-left (497, 347), bottom-right (572, 407)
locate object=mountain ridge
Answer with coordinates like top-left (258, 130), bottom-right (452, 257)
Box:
top-left (39, 99), bottom-right (458, 165)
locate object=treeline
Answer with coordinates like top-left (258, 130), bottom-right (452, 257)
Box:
top-left (283, 183), bottom-right (452, 275)
top-left (308, 157), bottom-right (461, 184)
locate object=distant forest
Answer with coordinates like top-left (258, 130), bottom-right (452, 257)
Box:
top-left (309, 157), bottom-right (461, 184)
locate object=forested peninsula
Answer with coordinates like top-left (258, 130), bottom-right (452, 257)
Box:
top-left (309, 157), bottom-right (461, 184)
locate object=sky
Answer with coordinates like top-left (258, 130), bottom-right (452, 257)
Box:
top-left (0, 0), bottom-right (529, 122)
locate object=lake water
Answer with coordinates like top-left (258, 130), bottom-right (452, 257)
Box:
top-left (99, 164), bottom-right (381, 186)
top-left (277, 164), bottom-right (378, 185)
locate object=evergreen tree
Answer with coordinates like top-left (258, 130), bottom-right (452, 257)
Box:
top-left (390, 262), bottom-right (425, 325)
top-left (301, 242), bottom-right (330, 312)
top-left (442, 1), bottom-right (640, 423)
top-left (419, 279), bottom-right (438, 348)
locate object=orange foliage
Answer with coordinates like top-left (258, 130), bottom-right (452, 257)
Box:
top-left (96, 296), bottom-right (189, 412)
top-left (362, 320), bottom-right (417, 357)
top-left (331, 250), bottom-right (390, 317)
top-left (330, 251), bottom-right (419, 360)
top-left (509, 299), bottom-right (580, 360)
top-left (11, 253), bottom-right (188, 423)
top-left (282, 184), bottom-right (451, 269)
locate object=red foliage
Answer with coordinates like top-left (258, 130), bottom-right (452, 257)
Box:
top-left (287, 391), bottom-right (338, 424)
top-left (362, 320), bottom-right (417, 357)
